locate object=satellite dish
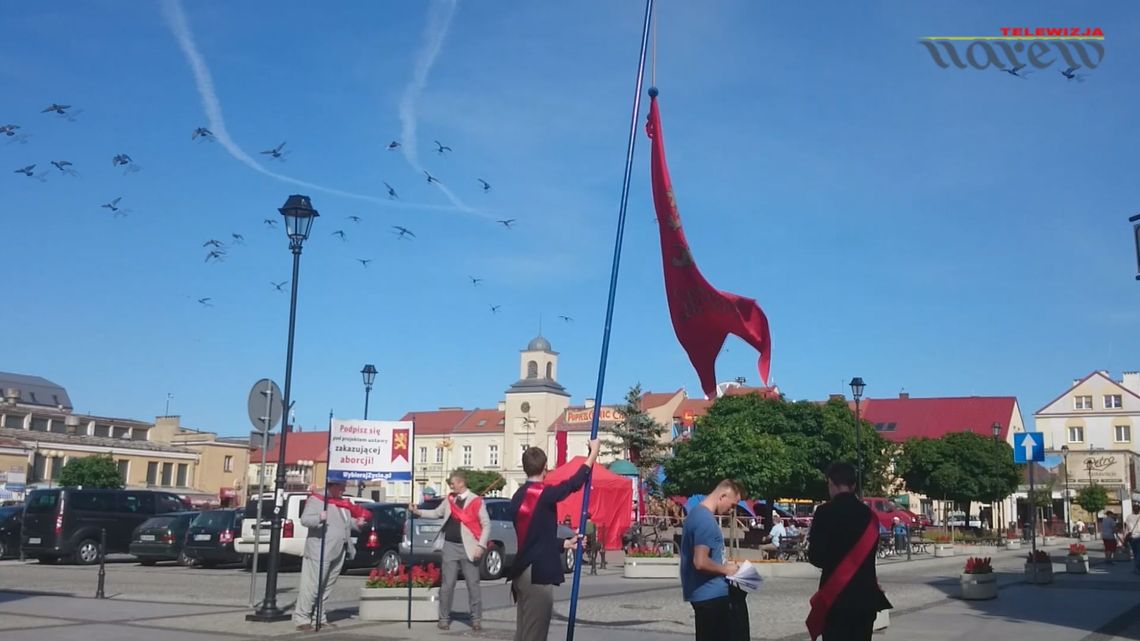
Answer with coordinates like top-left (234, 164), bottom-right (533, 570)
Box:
top-left (247, 378), bottom-right (283, 432)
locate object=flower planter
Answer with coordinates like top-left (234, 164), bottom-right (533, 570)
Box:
top-left (960, 572), bottom-right (998, 600)
top-left (1065, 555), bottom-right (1089, 574)
top-left (1004, 540), bottom-right (1021, 551)
top-left (623, 556), bottom-right (680, 579)
top-left (934, 545), bottom-right (955, 558)
top-left (358, 587), bottom-right (439, 622)
top-left (1024, 561), bottom-right (1053, 584)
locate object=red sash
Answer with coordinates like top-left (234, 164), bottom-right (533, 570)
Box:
top-left (310, 492), bottom-right (370, 521)
top-left (514, 483), bottom-right (545, 547)
top-left (447, 494), bottom-right (484, 540)
top-left (805, 518), bottom-right (879, 640)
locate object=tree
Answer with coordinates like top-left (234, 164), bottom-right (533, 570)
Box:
top-left (459, 469), bottom-right (506, 495)
top-left (58, 455), bottom-right (123, 489)
top-left (896, 432), bottom-right (1019, 513)
top-left (1075, 483), bottom-right (1109, 535)
top-left (663, 411), bottom-right (791, 499)
top-left (603, 384), bottom-right (668, 491)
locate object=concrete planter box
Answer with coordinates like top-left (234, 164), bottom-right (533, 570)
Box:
top-left (934, 545), bottom-right (955, 558)
top-left (623, 556), bottom-right (680, 579)
top-left (1043, 536), bottom-right (1057, 545)
top-left (1079, 533), bottom-right (1092, 542)
top-left (960, 572), bottom-right (998, 600)
top-left (358, 587), bottom-right (439, 622)
top-left (1004, 540), bottom-right (1021, 550)
top-left (1065, 555), bottom-right (1089, 574)
top-left (874, 609), bottom-right (889, 631)
top-left (1024, 562), bottom-right (1054, 584)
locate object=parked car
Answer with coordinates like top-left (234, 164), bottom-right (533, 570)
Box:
top-left (861, 497), bottom-right (915, 529)
top-left (234, 491), bottom-right (368, 564)
top-left (946, 511), bottom-right (982, 529)
top-left (346, 502), bottom-right (408, 573)
top-left (0, 504), bottom-right (22, 559)
top-left (22, 488), bottom-right (189, 564)
top-left (129, 512), bottom-right (198, 565)
top-left (400, 497), bottom-right (576, 580)
top-left (182, 508), bottom-right (245, 567)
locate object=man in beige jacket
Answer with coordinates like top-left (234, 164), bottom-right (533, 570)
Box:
top-left (411, 469), bottom-right (492, 630)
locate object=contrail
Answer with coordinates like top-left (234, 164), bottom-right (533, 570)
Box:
top-left (398, 0), bottom-right (477, 214)
top-left (161, 0), bottom-right (460, 214)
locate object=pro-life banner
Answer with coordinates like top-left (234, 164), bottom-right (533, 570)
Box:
top-left (327, 419), bottom-right (413, 483)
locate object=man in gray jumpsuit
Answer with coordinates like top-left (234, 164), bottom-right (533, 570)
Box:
top-left (293, 479), bottom-right (365, 630)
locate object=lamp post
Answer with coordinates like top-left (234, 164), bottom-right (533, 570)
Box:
top-left (359, 364), bottom-right (377, 497)
top-left (992, 422), bottom-right (1001, 533)
top-left (849, 377), bottom-right (865, 497)
top-left (1061, 445), bottom-right (1071, 536)
top-left (248, 195), bottom-right (319, 623)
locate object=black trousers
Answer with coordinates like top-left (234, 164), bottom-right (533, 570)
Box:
top-left (822, 609), bottom-right (877, 641)
top-left (691, 586), bottom-right (749, 641)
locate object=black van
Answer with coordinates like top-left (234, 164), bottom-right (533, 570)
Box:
top-left (22, 488), bottom-right (188, 564)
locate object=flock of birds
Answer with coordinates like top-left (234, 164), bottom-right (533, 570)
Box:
top-left (7, 102), bottom-right (572, 323)
top-left (1002, 64), bottom-right (1090, 81)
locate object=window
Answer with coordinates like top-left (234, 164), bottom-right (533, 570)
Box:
top-left (545, 362), bottom-right (553, 379)
top-left (70, 491), bottom-right (114, 512)
top-left (113, 426), bottom-right (130, 439)
top-left (161, 462), bottom-right (173, 487)
top-left (435, 448), bottom-right (444, 464)
top-left (94, 424), bottom-right (111, 438)
top-left (117, 460), bottom-right (129, 483)
top-left (527, 361), bottom-right (538, 379)
top-left (49, 457), bottom-right (64, 481)
top-left (49, 419), bottom-right (68, 433)
top-left (29, 417), bottom-right (48, 432)
top-left (146, 462), bottom-right (159, 486)
top-left (488, 444), bottom-right (499, 467)
top-left (2, 414), bottom-right (25, 429)
top-left (32, 453), bottom-right (47, 482)
top-left (462, 445), bottom-right (472, 467)
top-left (418, 447), bottom-right (427, 464)
top-left (120, 492), bottom-right (154, 513)
top-left (224, 455), bottom-right (234, 473)
top-left (131, 429), bottom-right (148, 441)
top-left (176, 463), bottom-right (188, 487)
top-left (1105, 395), bottom-right (1123, 409)
top-left (1068, 426), bottom-right (1085, 443)
top-left (156, 493), bottom-right (184, 513)
top-left (1116, 425), bottom-right (1132, 442)
top-left (1074, 396), bottom-right (1092, 410)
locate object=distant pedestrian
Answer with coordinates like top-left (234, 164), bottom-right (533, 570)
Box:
top-left (1125, 503), bottom-right (1140, 574)
top-left (680, 479), bottom-right (749, 641)
top-left (410, 469), bottom-right (491, 631)
top-left (293, 479), bottom-right (367, 631)
top-left (1102, 511), bottom-right (1119, 563)
top-left (506, 439), bottom-right (600, 641)
top-left (807, 462), bottom-right (891, 641)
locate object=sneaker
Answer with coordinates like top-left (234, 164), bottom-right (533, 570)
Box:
top-left (438, 622), bottom-right (451, 630)
top-left (472, 621), bottom-right (482, 631)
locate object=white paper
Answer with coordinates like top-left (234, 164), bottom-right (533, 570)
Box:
top-left (727, 560), bottom-right (763, 593)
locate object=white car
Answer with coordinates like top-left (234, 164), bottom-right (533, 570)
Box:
top-left (234, 491), bottom-right (368, 562)
top-left (945, 512), bottom-right (982, 529)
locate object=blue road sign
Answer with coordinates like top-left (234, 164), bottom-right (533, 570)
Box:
top-left (1013, 432), bottom-right (1045, 464)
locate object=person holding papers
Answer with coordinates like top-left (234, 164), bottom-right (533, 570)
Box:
top-left (680, 480), bottom-right (750, 641)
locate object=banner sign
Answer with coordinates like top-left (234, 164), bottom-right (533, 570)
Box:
top-left (327, 419), bottom-right (413, 482)
top-left (1067, 452), bottom-right (1127, 486)
top-left (564, 407), bottom-right (625, 425)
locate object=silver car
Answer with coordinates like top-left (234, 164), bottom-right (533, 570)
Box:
top-left (399, 497), bottom-right (577, 580)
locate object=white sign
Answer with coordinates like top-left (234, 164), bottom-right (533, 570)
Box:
top-left (328, 419), bottom-right (413, 483)
top-left (2, 470), bottom-right (26, 492)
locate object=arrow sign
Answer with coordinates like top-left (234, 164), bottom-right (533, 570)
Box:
top-left (1012, 432), bottom-right (1045, 464)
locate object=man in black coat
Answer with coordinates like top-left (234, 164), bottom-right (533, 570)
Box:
top-left (808, 462), bottom-right (891, 641)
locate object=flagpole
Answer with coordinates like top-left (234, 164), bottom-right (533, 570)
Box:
top-left (407, 415), bottom-right (416, 629)
top-left (566, 0), bottom-right (655, 639)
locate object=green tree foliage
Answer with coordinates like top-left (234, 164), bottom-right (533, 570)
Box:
top-left (603, 384), bottom-right (669, 489)
top-left (58, 455), bottom-right (124, 489)
top-left (895, 432), bottom-right (1019, 506)
top-left (458, 469), bottom-right (507, 495)
top-left (1074, 484), bottom-right (1109, 517)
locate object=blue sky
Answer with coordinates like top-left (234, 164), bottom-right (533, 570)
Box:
top-left (3, 1), bottom-right (1139, 437)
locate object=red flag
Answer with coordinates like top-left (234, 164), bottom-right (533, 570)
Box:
top-left (645, 91), bottom-right (772, 398)
top-left (555, 430), bottom-right (568, 467)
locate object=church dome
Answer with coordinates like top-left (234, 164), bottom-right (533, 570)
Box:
top-left (527, 335), bottom-right (552, 352)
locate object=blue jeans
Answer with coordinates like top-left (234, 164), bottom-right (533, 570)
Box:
top-left (1130, 538), bottom-right (1140, 571)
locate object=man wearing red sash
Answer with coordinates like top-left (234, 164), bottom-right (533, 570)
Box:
top-left (507, 438), bottom-right (600, 641)
top-left (807, 462), bottom-right (892, 641)
top-left (411, 469), bottom-right (491, 631)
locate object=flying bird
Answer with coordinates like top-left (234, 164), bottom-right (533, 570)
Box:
top-left (271, 281), bottom-right (287, 292)
top-left (1002, 64), bottom-right (1029, 78)
top-left (203, 239), bottom-right (224, 248)
top-left (434, 140), bottom-right (452, 155)
top-left (489, 305), bottom-right (501, 314)
top-left (469, 276), bottom-right (483, 286)
top-left (0, 125), bottom-right (19, 136)
top-left (263, 218), bottom-right (278, 228)
top-left (392, 226), bottom-right (415, 240)
top-left (331, 230), bottom-right (347, 241)
top-left (423, 170), bottom-right (439, 184)
top-left (386, 141), bottom-right (401, 151)
top-left (357, 258), bottom-right (372, 268)
top-left (205, 250), bottom-right (225, 263)
top-left (14, 164), bottom-right (35, 176)
top-left (260, 142), bottom-right (287, 158)
top-left (51, 160), bottom-right (73, 172)
top-left (192, 127), bottom-right (214, 140)
top-left (112, 154), bottom-right (132, 167)
top-left (384, 182), bottom-right (399, 199)
top-left (41, 103), bottom-right (70, 115)
top-left (496, 219), bottom-right (516, 229)
top-left (197, 298), bottom-right (213, 307)
top-left (101, 197), bottom-right (122, 211)
top-left (478, 179), bottom-right (491, 192)
top-left (559, 315), bottom-right (574, 323)
top-left (231, 233), bottom-right (245, 245)
top-left (346, 215), bottom-right (361, 223)
top-left (1060, 66), bottom-right (1087, 82)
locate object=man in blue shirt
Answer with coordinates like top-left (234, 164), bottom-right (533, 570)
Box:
top-left (681, 480), bottom-right (749, 641)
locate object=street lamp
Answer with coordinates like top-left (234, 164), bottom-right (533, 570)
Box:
top-left (991, 422), bottom-right (1001, 441)
top-left (248, 195), bottom-right (318, 623)
top-left (359, 363), bottom-right (378, 497)
top-left (1061, 445), bottom-right (1071, 536)
top-left (991, 422), bottom-right (1001, 531)
top-left (849, 377), bottom-right (865, 496)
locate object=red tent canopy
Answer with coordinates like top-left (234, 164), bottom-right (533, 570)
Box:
top-left (546, 456), bottom-right (633, 550)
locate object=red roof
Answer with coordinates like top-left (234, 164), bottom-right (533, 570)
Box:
top-left (722, 385), bottom-right (780, 399)
top-left (859, 396), bottom-right (1018, 443)
top-left (674, 398), bottom-right (712, 418)
top-left (397, 409), bottom-right (473, 435)
top-left (454, 409), bottom-right (505, 434)
top-left (250, 430), bottom-right (329, 464)
top-left (640, 390), bottom-right (681, 410)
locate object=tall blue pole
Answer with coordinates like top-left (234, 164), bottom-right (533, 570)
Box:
top-left (566, 1), bottom-right (654, 639)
